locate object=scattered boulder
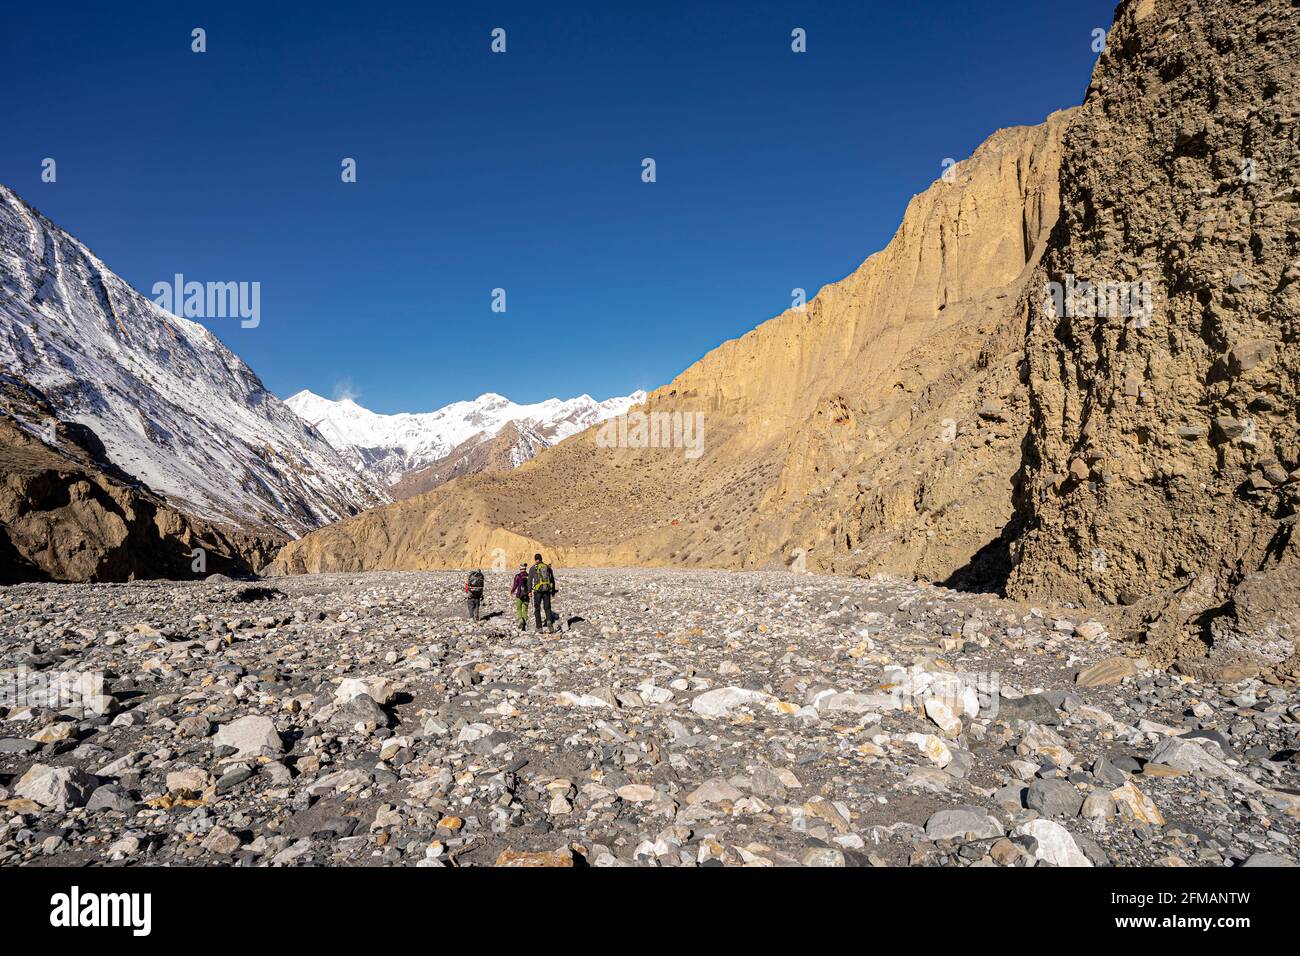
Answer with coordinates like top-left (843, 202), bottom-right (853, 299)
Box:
top-left (214, 715), bottom-right (283, 758)
top-left (1075, 657), bottom-right (1139, 688)
top-left (15, 764), bottom-right (97, 810)
top-left (1013, 820), bottom-right (1092, 868)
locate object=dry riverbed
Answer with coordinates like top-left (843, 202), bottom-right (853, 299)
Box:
top-left (1, 569), bottom-right (1297, 867)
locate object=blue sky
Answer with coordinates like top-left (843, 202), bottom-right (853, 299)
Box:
top-left (1, 1), bottom-right (1116, 414)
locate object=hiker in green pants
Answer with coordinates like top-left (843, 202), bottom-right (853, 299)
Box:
top-left (509, 562), bottom-right (530, 630)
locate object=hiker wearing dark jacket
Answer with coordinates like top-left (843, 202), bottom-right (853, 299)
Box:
top-left (527, 553), bottom-right (557, 633)
top-left (465, 568), bottom-right (485, 620)
top-left (509, 562), bottom-right (530, 630)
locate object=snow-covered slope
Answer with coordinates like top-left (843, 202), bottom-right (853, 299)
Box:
top-left (286, 388), bottom-right (646, 488)
top-left (0, 185), bottom-right (385, 536)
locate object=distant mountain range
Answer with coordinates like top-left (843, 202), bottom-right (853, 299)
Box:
top-left (284, 388), bottom-right (645, 496)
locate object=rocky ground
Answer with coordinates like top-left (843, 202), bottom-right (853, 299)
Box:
top-left (0, 568), bottom-right (1297, 868)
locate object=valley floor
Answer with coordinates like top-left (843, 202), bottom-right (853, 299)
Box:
top-left (0, 569), bottom-right (1296, 867)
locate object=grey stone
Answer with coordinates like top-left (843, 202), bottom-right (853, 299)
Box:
top-left (924, 807), bottom-right (1005, 841)
top-left (800, 846), bottom-right (846, 867)
top-left (997, 693), bottom-right (1059, 724)
top-left (214, 715), bottom-right (283, 757)
top-left (85, 784), bottom-right (138, 813)
top-left (1091, 756), bottom-right (1128, 787)
top-left (0, 738), bottom-right (40, 755)
top-left (1026, 778), bottom-right (1083, 818)
top-left (331, 693), bottom-right (390, 731)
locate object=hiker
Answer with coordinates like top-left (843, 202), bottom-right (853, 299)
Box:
top-left (528, 553), bottom-right (557, 633)
top-left (465, 568), bottom-right (485, 620)
top-left (509, 561), bottom-right (530, 630)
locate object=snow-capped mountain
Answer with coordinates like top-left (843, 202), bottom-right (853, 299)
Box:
top-left (285, 388), bottom-right (646, 489)
top-left (0, 185), bottom-right (385, 536)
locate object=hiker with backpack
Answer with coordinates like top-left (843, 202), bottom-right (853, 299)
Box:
top-left (528, 553), bottom-right (557, 633)
top-left (465, 568), bottom-right (485, 620)
top-left (509, 561), bottom-right (530, 630)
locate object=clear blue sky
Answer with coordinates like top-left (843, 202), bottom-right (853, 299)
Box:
top-left (1, 1), bottom-right (1116, 414)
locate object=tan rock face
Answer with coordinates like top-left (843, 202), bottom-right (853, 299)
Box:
top-left (1006, 0), bottom-right (1300, 669)
top-left (271, 111), bottom-right (1075, 580)
top-left (493, 847), bottom-right (574, 867)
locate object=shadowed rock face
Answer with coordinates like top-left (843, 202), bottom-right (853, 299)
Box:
top-left (0, 379), bottom-right (279, 583)
top-left (1007, 0), bottom-right (1300, 671)
top-left (270, 111), bottom-right (1076, 580)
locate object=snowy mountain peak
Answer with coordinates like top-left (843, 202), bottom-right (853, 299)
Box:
top-left (0, 185), bottom-right (385, 536)
top-left (285, 387), bottom-right (645, 489)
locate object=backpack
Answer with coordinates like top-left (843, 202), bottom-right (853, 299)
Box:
top-left (467, 570), bottom-right (484, 596)
top-left (533, 563), bottom-right (554, 593)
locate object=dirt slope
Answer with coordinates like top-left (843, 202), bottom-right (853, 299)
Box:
top-left (388, 421), bottom-right (548, 500)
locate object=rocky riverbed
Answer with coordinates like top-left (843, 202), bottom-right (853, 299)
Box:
top-left (0, 569), bottom-right (1297, 867)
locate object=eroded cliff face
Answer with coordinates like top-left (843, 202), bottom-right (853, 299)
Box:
top-left (270, 112), bottom-right (1075, 578)
top-left (1007, 0), bottom-right (1300, 672)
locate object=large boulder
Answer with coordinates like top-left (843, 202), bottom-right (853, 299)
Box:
top-left (15, 764), bottom-right (97, 810)
top-left (924, 807), bottom-right (1005, 841)
top-left (214, 715), bottom-right (283, 758)
top-left (1013, 820), bottom-right (1091, 868)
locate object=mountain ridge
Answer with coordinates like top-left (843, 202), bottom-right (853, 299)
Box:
top-left (284, 387), bottom-right (645, 491)
top-left (0, 183), bottom-right (384, 546)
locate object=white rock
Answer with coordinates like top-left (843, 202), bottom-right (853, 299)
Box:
top-left (903, 732), bottom-right (953, 768)
top-left (307, 768), bottom-right (372, 795)
top-left (15, 764), bottom-right (97, 810)
top-left (616, 784), bottom-right (658, 803)
top-left (690, 686), bottom-right (769, 717)
top-left (558, 691), bottom-right (611, 708)
top-left (817, 691), bottom-right (895, 714)
top-left (1014, 820), bottom-right (1092, 867)
top-left (548, 792), bottom-right (572, 815)
top-left (924, 697), bottom-right (963, 737)
top-left (214, 715), bottom-right (283, 758)
top-left (636, 682), bottom-right (675, 704)
top-left (686, 777), bottom-right (743, 804)
top-left (334, 676), bottom-right (397, 705)
top-left (165, 767), bottom-right (212, 793)
top-left (1019, 723), bottom-right (1074, 768)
